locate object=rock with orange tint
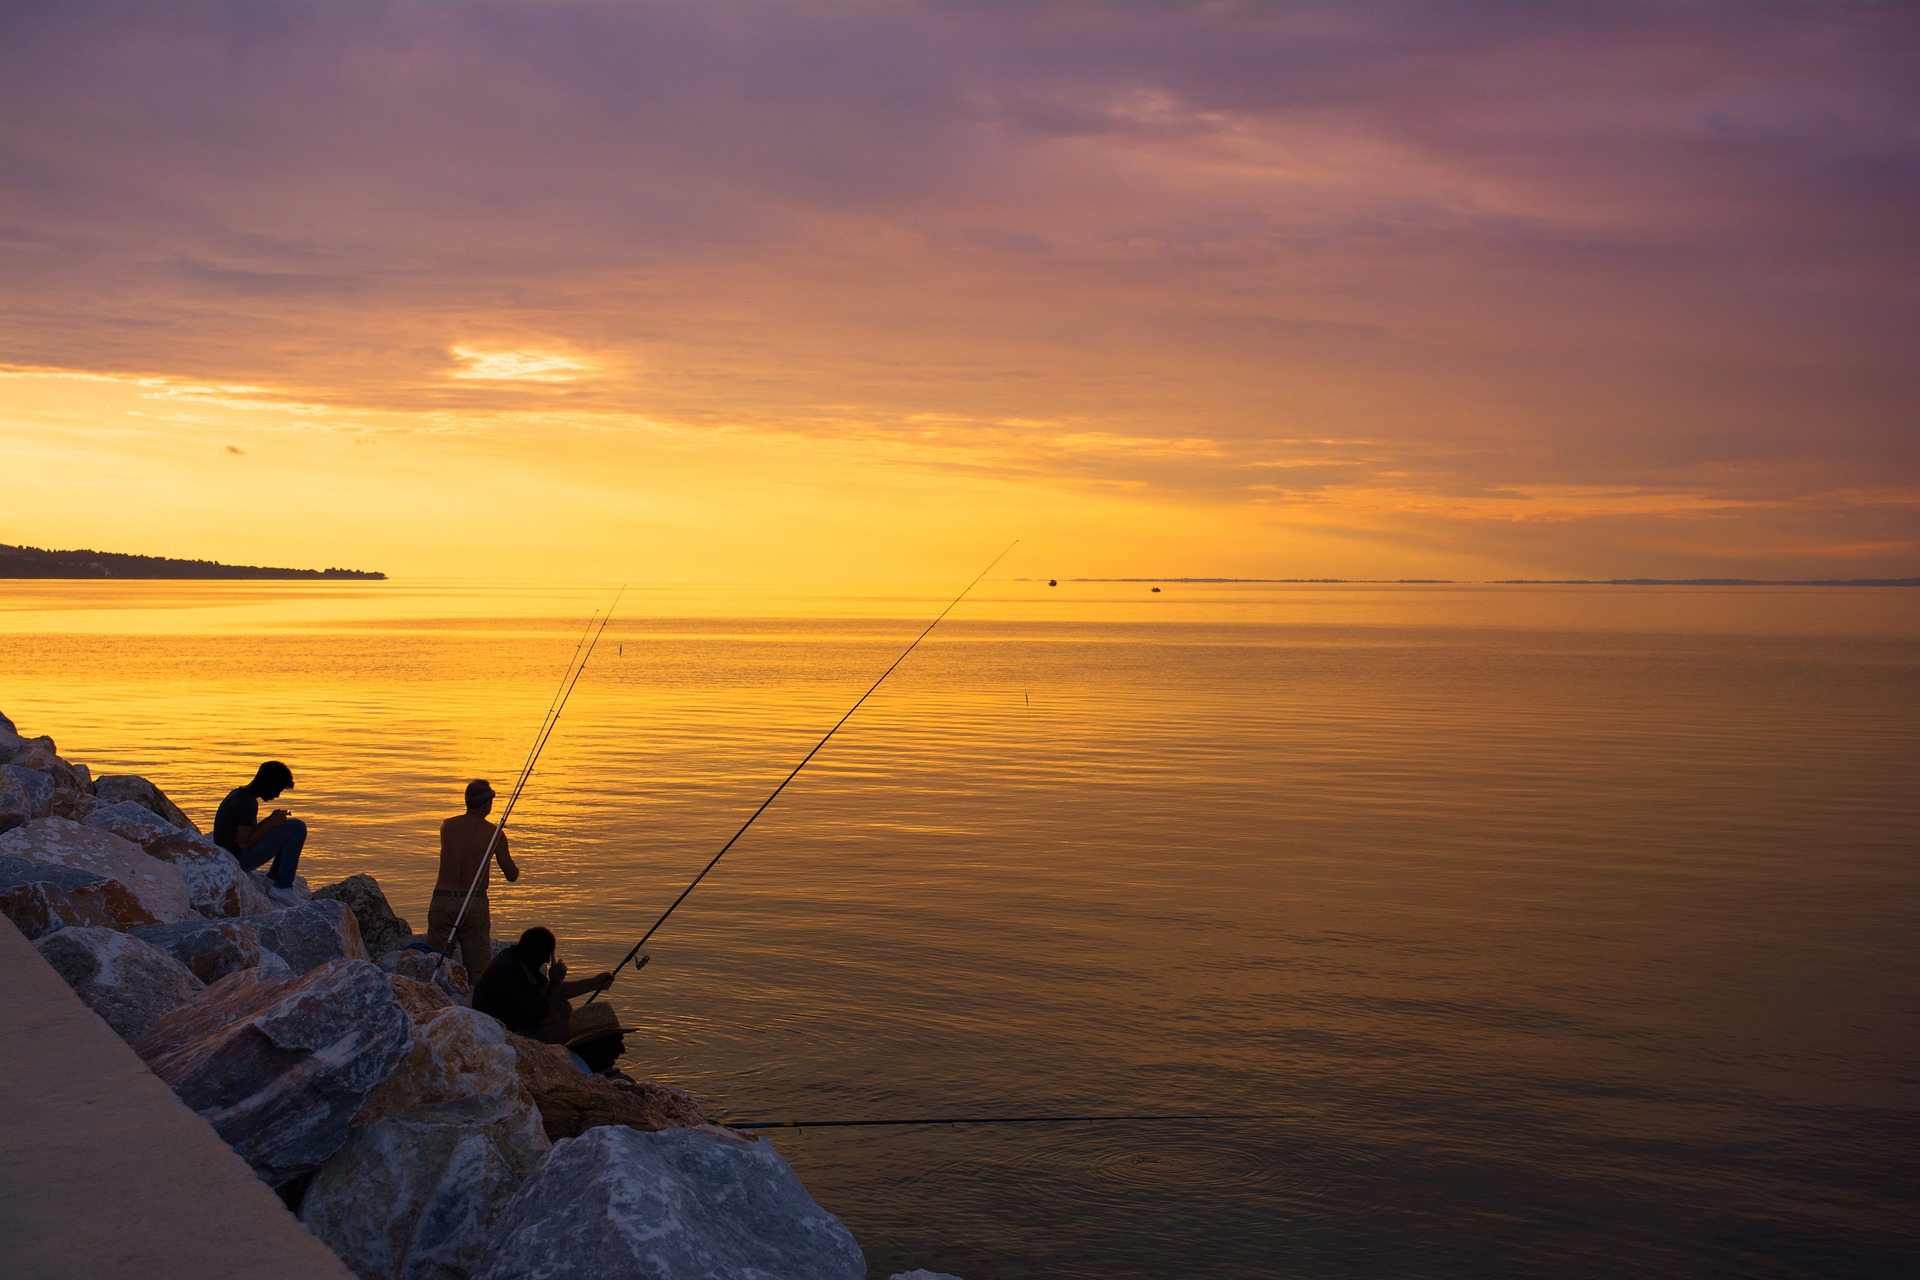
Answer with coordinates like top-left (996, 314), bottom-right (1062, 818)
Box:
top-left (357, 975), bottom-right (550, 1177)
top-left (86, 801), bottom-right (272, 918)
top-left (379, 945), bottom-right (472, 1002)
top-left (131, 916), bottom-right (295, 983)
top-left (92, 773), bottom-right (199, 833)
top-left (49, 786), bottom-right (98, 821)
top-left (313, 873), bottom-right (414, 961)
top-left (506, 1032), bottom-right (707, 1141)
top-left (5, 765), bottom-right (53, 821)
top-left (0, 817), bottom-right (195, 925)
top-left (0, 856), bottom-right (121, 938)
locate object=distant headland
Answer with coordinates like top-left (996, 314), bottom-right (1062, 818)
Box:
top-left (0, 543), bottom-right (385, 580)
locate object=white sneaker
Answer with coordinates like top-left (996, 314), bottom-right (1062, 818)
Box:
top-left (266, 881), bottom-right (308, 909)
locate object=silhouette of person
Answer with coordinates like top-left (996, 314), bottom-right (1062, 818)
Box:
top-left (211, 760), bottom-right (306, 890)
top-left (426, 779), bottom-right (519, 974)
top-left (472, 926), bottom-right (613, 1045)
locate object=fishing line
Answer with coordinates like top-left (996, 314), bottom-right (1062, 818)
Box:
top-left (446, 587), bottom-right (624, 944)
top-left (588, 542), bottom-right (1017, 1002)
top-left (721, 1113), bottom-right (1258, 1130)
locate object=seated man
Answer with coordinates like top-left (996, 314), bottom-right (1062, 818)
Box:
top-left (565, 1000), bottom-right (641, 1077)
top-left (212, 760), bottom-right (306, 891)
top-left (472, 926), bottom-right (612, 1045)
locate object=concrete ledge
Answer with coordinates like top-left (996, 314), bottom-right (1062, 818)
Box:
top-left (0, 919), bottom-right (351, 1279)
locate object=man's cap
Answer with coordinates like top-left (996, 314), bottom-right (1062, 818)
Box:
top-left (565, 1001), bottom-right (640, 1047)
top-left (465, 779), bottom-right (495, 806)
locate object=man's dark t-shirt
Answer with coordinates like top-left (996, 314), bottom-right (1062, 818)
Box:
top-left (473, 947), bottom-right (552, 1038)
top-left (212, 787), bottom-right (258, 856)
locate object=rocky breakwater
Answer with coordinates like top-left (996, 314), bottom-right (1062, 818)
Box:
top-left (3, 710), bottom-right (963, 1280)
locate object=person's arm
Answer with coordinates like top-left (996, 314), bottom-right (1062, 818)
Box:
top-left (548, 958), bottom-right (613, 1002)
top-left (495, 830), bottom-right (519, 883)
top-left (235, 809), bottom-right (290, 850)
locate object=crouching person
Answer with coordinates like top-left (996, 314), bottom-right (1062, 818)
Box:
top-left (212, 760), bottom-right (306, 892)
top-left (472, 926), bottom-right (613, 1049)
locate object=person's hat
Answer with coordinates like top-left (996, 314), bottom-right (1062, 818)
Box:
top-left (565, 1001), bottom-right (640, 1047)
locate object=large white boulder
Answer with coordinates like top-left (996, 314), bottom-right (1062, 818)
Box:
top-left (476, 1126), bottom-right (866, 1280)
top-left (135, 958), bottom-right (414, 1186)
top-left (357, 976), bottom-right (551, 1176)
top-left (303, 1118), bottom-right (524, 1280)
top-left (34, 925), bottom-right (206, 1041)
top-left (0, 817), bottom-right (198, 924)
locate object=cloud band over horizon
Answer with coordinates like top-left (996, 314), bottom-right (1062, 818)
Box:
top-left (3, 1), bottom-right (1916, 581)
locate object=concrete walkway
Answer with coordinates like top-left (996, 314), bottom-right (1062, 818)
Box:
top-left (0, 919), bottom-right (351, 1279)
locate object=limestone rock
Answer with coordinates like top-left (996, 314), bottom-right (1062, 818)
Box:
top-left (0, 817), bottom-right (197, 924)
top-left (86, 801), bottom-right (271, 918)
top-left (5, 765), bottom-right (53, 820)
top-left (0, 862), bottom-right (117, 938)
top-left (379, 947), bottom-right (472, 1003)
top-left (131, 917), bottom-right (289, 983)
top-left (314, 873), bottom-right (414, 960)
top-left (891, 1272), bottom-right (967, 1280)
top-left (0, 771), bottom-right (28, 835)
top-left (356, 982), bottom-right (551, 1177)
top-left (0, 852), bottom-right (162, 933)
top-left (6, 734), bottom-right (58, 772)
top-left (91, 772), bottom-right (199, 833)
top-left (136, 958), bottom-right (414, 1185)
top-left (507, 1034), bottom-right (707, 1141)
top-left (477, 1126), bottom-right (865, 1280)
top-left (251, 898), bottom-right (369, 974)
top-left (303, 1118), bottom-right (523, 1280)
top-left (49, 785), bottom-right (99, 820)
top-left (35, 925), bottom-right (206, 1041)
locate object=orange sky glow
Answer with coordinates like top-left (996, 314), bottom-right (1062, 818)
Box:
top-left (3, 2), bottom-right (1916, 584)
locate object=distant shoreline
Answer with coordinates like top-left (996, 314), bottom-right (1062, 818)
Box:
top-left (1019, 577), bottom-right (1920, 587)
top-left (0, 543), bottom-right (385, 580)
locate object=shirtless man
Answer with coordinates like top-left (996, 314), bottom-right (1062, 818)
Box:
top-left (425, 779), bottom-right (519, 975)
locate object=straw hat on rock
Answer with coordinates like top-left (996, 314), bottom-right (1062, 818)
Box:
top-left (565, 1000), bottom-right (640, 1047)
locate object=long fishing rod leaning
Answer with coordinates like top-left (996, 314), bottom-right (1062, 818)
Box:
top-left (589, 541), bottom-right (1017, 1004)
top-left (446, 588), bottom-right (624, 947)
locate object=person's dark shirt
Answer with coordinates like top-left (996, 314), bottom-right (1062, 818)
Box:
top-left (472, 947), bottom-right (552, 1037)
top-left (212, 786), bottom-right (258, 856)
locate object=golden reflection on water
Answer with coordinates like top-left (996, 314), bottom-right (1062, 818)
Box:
top-left (3, 578), bottom-right (1917, 1279)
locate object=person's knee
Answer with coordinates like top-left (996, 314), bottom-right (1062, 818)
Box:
top-left (282, 818), bottom-right (308, 840)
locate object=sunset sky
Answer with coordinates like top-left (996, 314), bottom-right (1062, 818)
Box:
top-left (3, 1), bottom-right (1915, 584)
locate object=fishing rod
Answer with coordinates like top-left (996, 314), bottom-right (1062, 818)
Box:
top-left (588, 542), bottom-right (1017, 1002)
top-left (446, 588), bottom-right (623, 943)
top-left (721, 1113), bottom-right (1255, 1131)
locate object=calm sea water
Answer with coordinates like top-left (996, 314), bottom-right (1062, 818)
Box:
top-left (3, 580), bottom-right (1916, 1278)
